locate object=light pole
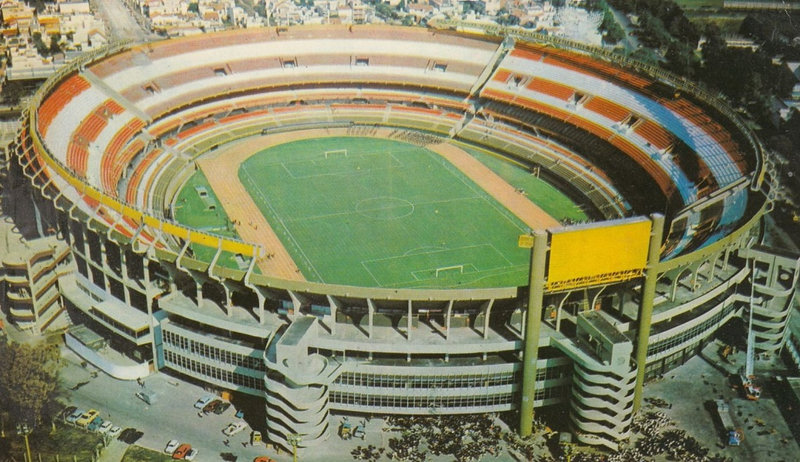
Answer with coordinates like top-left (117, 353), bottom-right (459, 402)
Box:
top-left (287, 433), bottom-right (302, 462)
top-left (16, 423), bottom-right (32, 462)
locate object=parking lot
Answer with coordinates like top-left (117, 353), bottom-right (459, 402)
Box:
top-left (61, 340), bottom-right (800, 462)
top-left (60, 348), bottom-right (279, 462)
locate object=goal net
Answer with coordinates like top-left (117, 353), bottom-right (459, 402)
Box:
top-left (324, 149), bottom-right (348, 159)
top-left (435, 265), bottom-right (464, 278)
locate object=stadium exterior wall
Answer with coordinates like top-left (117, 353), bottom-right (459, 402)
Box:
top-left (7, 26), bottom-right (797, 453)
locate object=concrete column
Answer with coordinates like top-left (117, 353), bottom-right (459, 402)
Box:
top-left (519, 230), bottom-right (548, 438)
top-left (407, 300), bottom-right (413, 341)
top-left (445, 300), bottom-right (453, 341)
top-left (483, 299), bottom-right (494, 340)
top-left (367, 299), bottom-right (375, 339)
top-left (633, 214), bottom-right (665, 412)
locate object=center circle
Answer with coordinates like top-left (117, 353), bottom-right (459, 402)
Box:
top-left (355, 196), bottom-right (414, 220)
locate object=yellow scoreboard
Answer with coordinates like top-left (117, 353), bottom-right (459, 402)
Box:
top-left (546, 218), bottom-right (652, 291)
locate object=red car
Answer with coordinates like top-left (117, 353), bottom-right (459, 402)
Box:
top-left (203, 399), bottom-right (222, 414)
top-left (172, 444), bottom-right (191, 460)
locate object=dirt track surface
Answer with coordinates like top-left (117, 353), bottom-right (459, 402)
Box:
top-left (427, 143), bottom-right (560, 230)
top-left (197, 127), bottom-right (558, 279)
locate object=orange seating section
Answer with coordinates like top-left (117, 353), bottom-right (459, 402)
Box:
top-left (582, 97), bottom-right (630, 123)
top-left (526, 78), bottom-right (574, 101)
top-left (38, 75), bottom-right (91, 137)
top-left (126, 148), bottom-right (162, 204)
top-left (633, 120), bottom-right (674, 151)
top-left (664, 99), bottom-right (748, 175)
top-left (102, 120), bottom-right (146, 194)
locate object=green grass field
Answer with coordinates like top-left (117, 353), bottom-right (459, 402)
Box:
top-left (463, 147), bottom-right (588, 223)
top-left (239, 137), bottom-right (533, 288)
top-left (172, 171), bottom-right (245, 270)
top-left (174, 136), bottom-right (587, 287)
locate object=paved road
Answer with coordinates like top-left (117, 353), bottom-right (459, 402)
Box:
top-left (90, 0), bottom-right (151, 42)
top-left (60, 348), bottom-right (276, 462)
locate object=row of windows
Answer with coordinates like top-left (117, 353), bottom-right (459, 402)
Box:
top-left (335, 371), bottom-right (520, 389)
top-left (163, 330), bottom-right (265, 371)
top-left (647, 303), bottom-right (735, 356)
top-left (164, 350), bottom-right (266, 391)
top-left (329, 391), bottom-right (514, 409)
top-left (90, 308), bottom-right (148, 339)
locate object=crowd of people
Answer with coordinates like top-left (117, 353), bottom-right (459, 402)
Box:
top-left (378, 414), bottom-right (504, 462)
top-left (386, 129), bottom-right (443, 146)
top-left (344, 401), bottom-right (729, 461)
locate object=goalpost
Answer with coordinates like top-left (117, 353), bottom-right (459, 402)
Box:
top-left (435, 264), bottom-right (464, 278)
top-left (324, 149), bottom-right (348, 159)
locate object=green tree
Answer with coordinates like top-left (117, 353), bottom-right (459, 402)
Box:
top-left (32, 32), bottom-right (48, 56)
top-left (49, 33), bottom-right (61, 54)
top-left (0, 342), bottom-right (62, 426)
top-left (187, 2), bottom-right (199, 14)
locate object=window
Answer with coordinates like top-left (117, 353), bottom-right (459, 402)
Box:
top-left (214, 67), bottom-right (228, 76)
top-left (355, 57), bottom-right (369, 67)
top-left (433, 62), bottom-right (447, 72)
top-left (281, 58), bottom-right (296, 69)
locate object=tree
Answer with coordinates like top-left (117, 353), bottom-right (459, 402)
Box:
top-left (187, 2), bottom-right (199, 14)
top-left (0, 342), bottom-right (62, 426)
top-left (32, 32), bottom-right (48, 56)
top-left (49, 33), bottom-right (61, 55)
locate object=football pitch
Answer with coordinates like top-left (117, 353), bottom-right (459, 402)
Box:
top-left (238, 137), bottom-right (537, 288)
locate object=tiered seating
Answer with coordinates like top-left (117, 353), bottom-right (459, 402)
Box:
top-left (37, 75), bottom-right (91, 137)
top-left (582, 97), bottom-right (630, 123)
top-left (510, 44), bottom-right (545, 62)
top-left (66, 137), bottom-right (89, 176)
top-left (105, 138), bottom-right (146, 195)
top-left (125, 149), bottom-right (162, 204)
top-left (101, 119), bottom-right (146, 193)
top-left (633, 120), bottom-right (674, 151)
top-left (176, 120), bottom-right (216, 140)
top-left (526, 78), bottom-right (574, 101)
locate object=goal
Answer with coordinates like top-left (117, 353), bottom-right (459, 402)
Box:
top-left (435, 265), bottom-right (464, 278)
top-left (324, 149), bottom-right (348, 159)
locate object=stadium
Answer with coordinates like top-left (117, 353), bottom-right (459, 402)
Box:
top-left (8, 24), bottom-right (798, 451)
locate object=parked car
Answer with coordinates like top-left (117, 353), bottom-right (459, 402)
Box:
top-left (76, 409), bottom-right (99, 427)
top-left (214, 402), bottom-right (231, 415)
top-left (61, 406), bottom-right (77, 420)
top-left (172, 444), bottom-right (191, 460)
top-left (165, 439), bottom-right (180, 454)
top-left (254, 457), bottom-right (276, 462)
top-left (194, 395), bottom-right (215, 409)
top-left (222, 422), bottom-right (246, 436)
top-left (66, 408), bottom-right (84, 424)
top-left (87, 417), bottom-right (104, 432)
top-left (108, 426), bottom-right (122, 439)
top-left (185, 448), bottom-right (198, 461)
top-left (98, 421), bottom-right (113, 434)
top-left (203, 399), bottom-right (222, 414)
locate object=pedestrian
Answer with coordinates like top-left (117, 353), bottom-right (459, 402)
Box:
top-left (223, 439), bottom-right (230, 447)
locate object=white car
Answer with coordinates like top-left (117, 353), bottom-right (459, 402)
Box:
top-left (97, 421), bottom-right (113, 434)
top-left (194, 395), bottom-right (215, 409)
top-left (185, 448), bottom-right (198, 461)
top-left (108, 426), bottom-right (122, 438)
top-left (165, 439), bottom-right (180, 454)
top-left (222, 422), bottom-right (246, 436)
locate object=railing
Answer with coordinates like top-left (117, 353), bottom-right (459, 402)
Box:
top-left (27, 41), bottom-right (263, 260)
top-left (428, 19), bottom-right (766, 191)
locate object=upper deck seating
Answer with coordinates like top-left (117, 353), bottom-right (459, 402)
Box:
top-left (37, 75), bottom-right (91, 137)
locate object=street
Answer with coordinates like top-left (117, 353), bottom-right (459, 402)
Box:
top-left (90, 0), bottom-right (152, 42)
